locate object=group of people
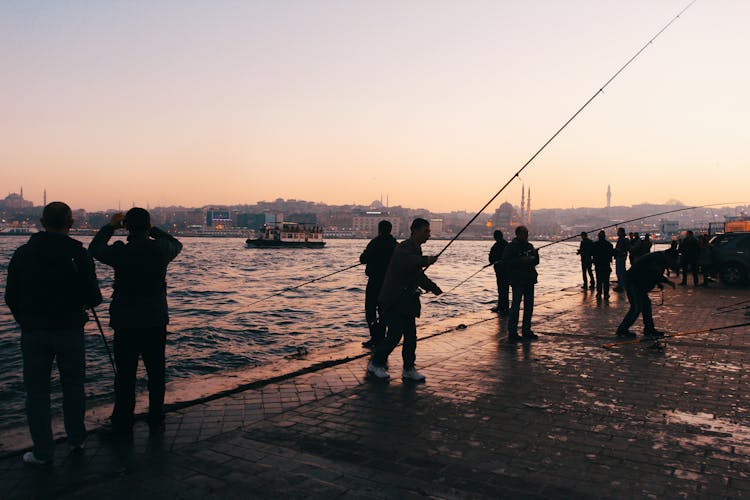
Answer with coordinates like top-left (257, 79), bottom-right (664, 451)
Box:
top-left (4, 202), bottom-right (182, 466)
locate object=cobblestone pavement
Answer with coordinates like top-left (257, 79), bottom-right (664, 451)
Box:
top-left (1, 284), bottom-right (749, 498)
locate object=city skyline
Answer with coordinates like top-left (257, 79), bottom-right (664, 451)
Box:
top-left (2, 1), bottom-right (749, 212)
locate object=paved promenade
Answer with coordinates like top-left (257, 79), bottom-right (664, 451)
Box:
top-left (2, 283), bottom-right (749, 498)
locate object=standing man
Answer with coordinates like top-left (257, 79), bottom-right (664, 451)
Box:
top-left (359, 220), bottom-right (397, 348)
top-left (613, 227), bottom-right (630, 292)
top-left (577, 231), bottom-right (595, 290)
top-left (488, 230), bottom-right (509, 315)
top-left (591, 230), bottom-right (614, 301)
top-left (502, 226), bottom-right (539, 342)
top-left (678, 230), bottom-right (700, 286)
top-left (367, 218), bottom-right (442, 382)
top-left (89, 208), bottom-right (182, 436)
top-left (5, 202), bottom-right (102, 465)
top-left (615, 250), bottom-right (677, 339)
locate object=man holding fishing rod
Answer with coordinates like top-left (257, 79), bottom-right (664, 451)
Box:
top-left (616, 249), bottom-right (678, 339)
top-left (367, 218), bottom-right (442, 382)
top-left (5, 202), bottom-right (102, 466)
top-left (90, 208), bottom-right (182, 437)
top-left (502, 225), bottom-right (540, 342)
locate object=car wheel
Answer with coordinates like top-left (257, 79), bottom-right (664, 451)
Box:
top-left (720, 263), bottom-right (747, 286)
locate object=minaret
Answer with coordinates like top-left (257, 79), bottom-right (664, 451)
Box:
top-left (43, 189), bottom-right (47, 207)
top-left (20, 186), bottom-right (23, 200)
top-left (520, 184), bottom-right (525, 223)
top-left (607, 184), bottom-right (611, 210)
top-left (527, 186), bottom-right (532, 225)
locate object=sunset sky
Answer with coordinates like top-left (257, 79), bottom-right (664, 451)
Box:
top-left (2, 1), bottom-right (748, 213)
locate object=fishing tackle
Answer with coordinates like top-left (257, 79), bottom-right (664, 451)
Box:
top-left (601, 321), bottom-right (750, 349)
top-left (430, 0), bottom-right (698, 262)
top-left (91, 307), bottom-right (117, 375)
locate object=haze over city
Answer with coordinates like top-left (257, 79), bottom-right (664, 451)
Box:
top-left (2, 1), bottom-right (749, 213)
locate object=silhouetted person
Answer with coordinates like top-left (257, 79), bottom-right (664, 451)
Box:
top-left (628, 232), bottom-right (642, 265)
top-left (698, 234), bottom-right (713, 287)
top-left (642, 233), bottom-right (652, 254)
top-left (367, 218), bottom-right (442, 382)
top-left (613, 227), bottom-right (630, 292)
top-left (577, 231), bottom-right (595, 290)
top-left (488, 230), bottom-right (509, 315)
top-left (359, 220), bottom-right (397, 348)
top-left (89, 208), bottom-right (182, 436)
top-left (678, 230), bottom-right (700, 286)
top-left (591, 230), bottom-right (614, 301)
top-left (5, 202), bottom-right (102, 466)
top-left (503, 225), bottom-right (539, 342)
top-left (615, 250), bottom-right (677, 339)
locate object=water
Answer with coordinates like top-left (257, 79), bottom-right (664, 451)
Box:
top-left (0, 235), bottom-right (588, 430)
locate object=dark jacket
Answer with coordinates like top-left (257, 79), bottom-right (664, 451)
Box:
top-left (615, 235), bottom-right (630, 261)
top-left (678, 235), bottom-right (700, 262)
top-left (359, 234), bottom-right (397, 281)
top-left (378, 238), bottom-right (440, 318)
top-left (489, 238), bottom-right (508, 274)
top-left (5, 232), bottom-right (102, 330)
top-left (502, 238), bottom-right (539, 286)
top-left (578, 238), bottom-right (594, 264)
top-left (591, 239), bottom-right (614, 270)
top-left (625, 251), bottom-right (671, 292)
top-left (89, 225), bottom-right (182, 329)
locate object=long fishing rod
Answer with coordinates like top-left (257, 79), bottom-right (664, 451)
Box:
top-left (232, 262), bottom-right (363, 313)
top-left (431, 0), bottom-right (697, 261)
top-left (601, 321), bottom-right (750, 349)
top-left (91, 307), bottom-right (117, 375)
top-left (433, 200), bottom-right (744, 300)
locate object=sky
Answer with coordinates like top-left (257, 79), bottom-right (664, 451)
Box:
top-left (1, 0), bottom-right (748, 213)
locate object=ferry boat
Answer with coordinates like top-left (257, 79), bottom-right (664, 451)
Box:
top-left (245, 222), bottom-right (326, 248)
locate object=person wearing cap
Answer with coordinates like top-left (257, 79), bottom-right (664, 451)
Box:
top-left (89, 207), bottom-right (182, 436)
top-left (5, 201), bottom-right (102, 466)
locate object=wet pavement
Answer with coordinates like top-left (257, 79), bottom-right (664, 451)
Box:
top-left (1, 282), bottom-right (749, 498)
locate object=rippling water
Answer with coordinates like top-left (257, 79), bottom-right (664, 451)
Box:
top-left (0, 235), bottom-right (595, 429)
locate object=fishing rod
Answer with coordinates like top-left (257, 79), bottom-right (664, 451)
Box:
top-left (430, 0), bottom-right (697, 262)
top-left (91, 307), bottom-right (117, 375)
top-left (433, 200), bottom-right (744, 300)
top-left (232, 262), bottom-right (363, 313)
top-left (601, 321), bottom-right (750, 349)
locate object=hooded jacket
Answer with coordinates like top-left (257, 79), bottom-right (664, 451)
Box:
top-left (378, 238), bottom-right (439, 318)
top-left (625, 251), bottom-right (671, 292)
top-left (5, 232), bottom-right (102, 330)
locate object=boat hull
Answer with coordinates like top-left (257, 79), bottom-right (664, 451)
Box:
top-left (245, 238), bottom-right (325, 249)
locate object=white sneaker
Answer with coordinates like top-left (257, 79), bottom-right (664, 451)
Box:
top-left (22, 451), bottom-right (52, 466)
top-left (367, 361), bottom-right (390, 380)
top-left (402, 367), bottom-right (426, 382)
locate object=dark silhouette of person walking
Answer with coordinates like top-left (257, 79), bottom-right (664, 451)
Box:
top-left (591, 230), bottom-right (614, 301)
top-left (359, 220), bottom-right (397, 348)
top-left (502, 226), bottom-right (539, 342)
top-left (577, 231), bottom-right (595, 290)
top-left (367, 218), bottom-right (442, 382)
top-left (615, 250), bottom-right (677, 339)
top-left (488, 230), bottom-right (509, 315)
top-left (89, 208), bottom-right (182, 436)
top-left (5, 202), bottom-right (102, 466)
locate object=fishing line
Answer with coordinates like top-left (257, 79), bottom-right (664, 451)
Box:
top-left (433, 200), bottom-right (745, 301)
top-left (601, 321), bottom-right (750, 349)
top-left (91, 307), bottom-right (117, 375)
top-left (430, 0), bottom-right (698, 261)
top-left (231, 262), bottom-right (363, 314)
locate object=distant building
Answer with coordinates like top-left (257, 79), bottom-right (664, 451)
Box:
top-left (1, 188), bottom-right (33, 209)
top-left (205, 208), bottom-right (232, 229)
top-left (492, 202), bottom-right (516, 235)
top-left (352, 211), bottom-right (401, 237)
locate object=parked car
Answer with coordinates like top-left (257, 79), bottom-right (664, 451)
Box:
top-left (710, 232), bottom-right (750, 286)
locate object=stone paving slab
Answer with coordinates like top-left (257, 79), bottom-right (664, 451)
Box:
top-left (1, 284), bottom-right (749, 498)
